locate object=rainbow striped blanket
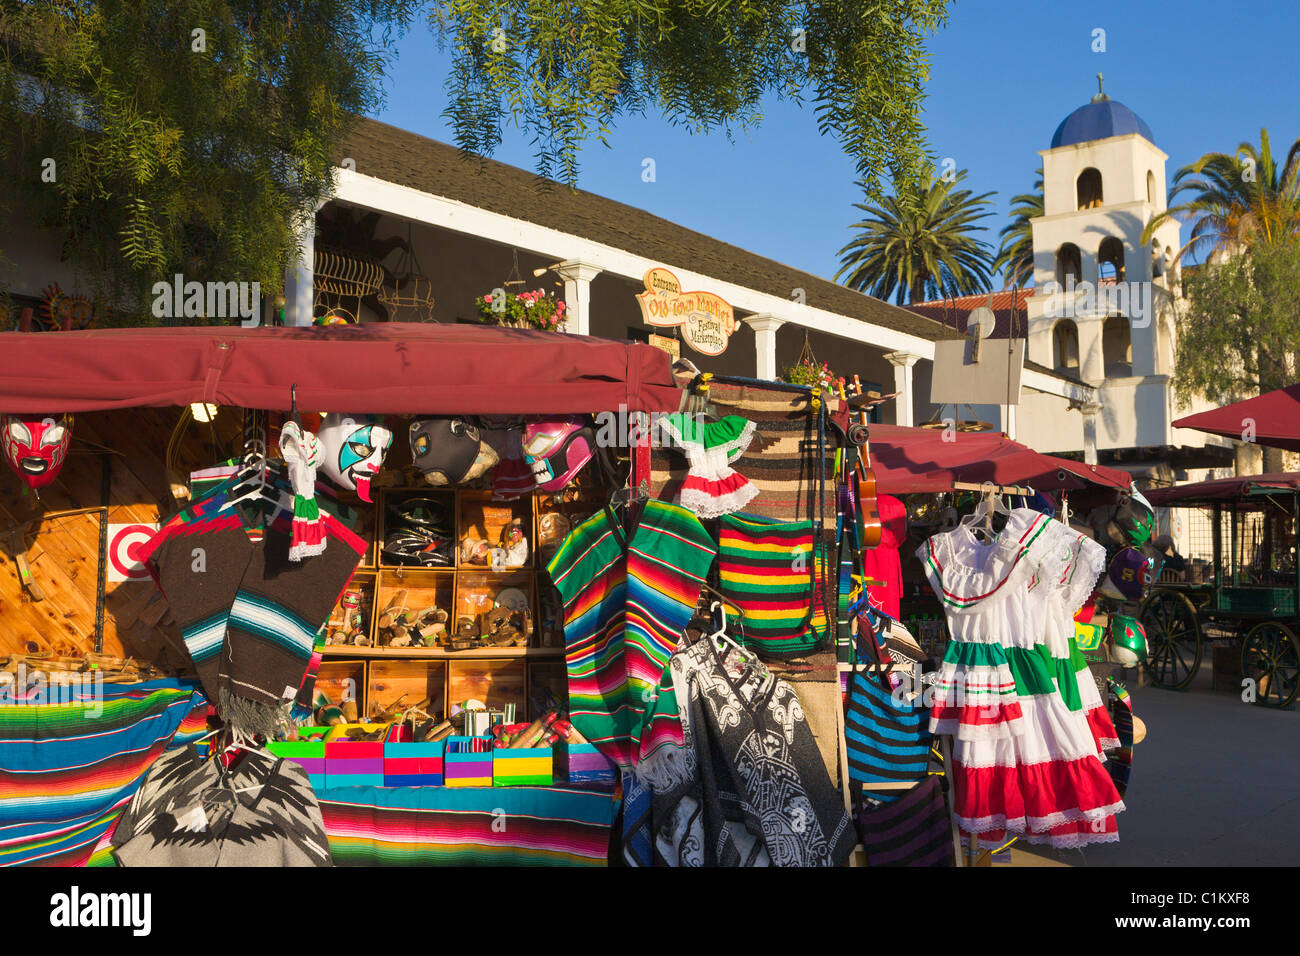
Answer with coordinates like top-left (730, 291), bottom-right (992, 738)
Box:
top-left (0, 680), bottom-right (207, 866)
top-left (317, 785), bottom-right (618, 866)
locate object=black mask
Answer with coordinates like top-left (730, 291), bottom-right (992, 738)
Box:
top-left (409, 417), bottom-right (499, 486)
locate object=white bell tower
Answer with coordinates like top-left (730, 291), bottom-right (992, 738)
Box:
top-left (1024, 76), bottom-right (1182, 450)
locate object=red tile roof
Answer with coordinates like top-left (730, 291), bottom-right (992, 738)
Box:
top-left (905, 289), bottom-right (1035, 339)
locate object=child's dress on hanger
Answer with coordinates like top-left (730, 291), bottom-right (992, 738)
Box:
top-left (917, 508), bottom-right (1124, 849)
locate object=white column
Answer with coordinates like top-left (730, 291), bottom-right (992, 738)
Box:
top-left (883, 351), bottom-right (922, 427)
top-left (1076, 315), bottom-right (1106, 385)
top-left (1003, 403), bottom-right (1018, 441)
top-left (743, 314), bottom-right (785, 380)
top-left (284, 210), bottom-right (316, 327)
top-left (1081, 401), bottom-right (1102, 466)
top-left (555, 259), bottom-right (603, 336)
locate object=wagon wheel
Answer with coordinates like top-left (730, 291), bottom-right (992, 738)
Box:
top-left (1241, 621), bottom-right (1300, 708)
top-left (1139, 590), bottom-right (1202, 690)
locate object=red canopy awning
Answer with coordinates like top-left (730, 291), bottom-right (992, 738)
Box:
top-left (867, 424), bottom-right (1132, 493)
top-left (1146, 472), bottom-right (1300, 504)
top-left (1173, 385), bottom-right (1300, 452)
top-left (0, 324), bottom-right (681, 416)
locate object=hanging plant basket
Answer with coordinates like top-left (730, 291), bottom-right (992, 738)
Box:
top-left (474, 289), bottom-right (567, 332)
top-left (781, 330), bottom-right (843, 393)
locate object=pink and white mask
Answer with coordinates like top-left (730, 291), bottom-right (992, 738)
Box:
top-left (522, 418), bottom-right (594, 491)
top-left (317, 414), bottom-right (393, 502)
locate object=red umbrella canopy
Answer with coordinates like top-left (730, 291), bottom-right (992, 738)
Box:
top-left (1172, 385), bottom-right (1300, 452)
top-left (866, 424), bottom-right (1131, 494)
top-left (1146, 471), bottom-right (1300, 504)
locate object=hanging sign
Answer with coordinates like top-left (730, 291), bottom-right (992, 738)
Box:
top-left (635, 268), bottom-right (735, 356)
top-left (647, 333), bottom-right (681, 361)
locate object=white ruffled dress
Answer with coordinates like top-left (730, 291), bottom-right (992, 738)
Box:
top-left (917, 509), bottom-right (1124, 849)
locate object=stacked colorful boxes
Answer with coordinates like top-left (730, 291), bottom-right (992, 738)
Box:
top-left (383, 741), bottom-right (445, 786)
top-left (325, 738), bottom-right (385, 787)
top-left (492, 745), bottom-right (553, 786)
top-left (561, 743), bottom-right (617, 786)
top-left (268, 740), bottom-right (327, 791)
top-left (444, 736), bottom-right (494, 787)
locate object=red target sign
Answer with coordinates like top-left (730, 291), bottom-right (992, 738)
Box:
top-left (108, 523), bottom-right (158, 582)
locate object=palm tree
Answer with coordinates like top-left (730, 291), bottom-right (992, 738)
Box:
top-left (993, 170), bottom-right (1043, 290)
top-left (1142, 128), bottom-right (1300, 264)
top-left (835, 167), bottom-right (996, 305)
top-left (1146, 129), bottom-right (1300, 474)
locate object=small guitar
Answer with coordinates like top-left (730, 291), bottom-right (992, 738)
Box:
top-left (851, 375), bottom-right (882, 549)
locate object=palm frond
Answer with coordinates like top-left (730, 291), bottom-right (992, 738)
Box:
top-left (836, 167), bottom-right (996, 304)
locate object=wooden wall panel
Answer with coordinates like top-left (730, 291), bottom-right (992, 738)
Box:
top-left (0, 407), bottom-right (238, 668)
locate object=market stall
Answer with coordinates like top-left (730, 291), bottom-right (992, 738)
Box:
top-left (0, 323), bottom-right (679, 867)
top-left (0, 323), bottom-right (1148, 867)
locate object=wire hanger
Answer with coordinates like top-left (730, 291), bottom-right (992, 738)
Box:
top-left (608, 480), bottom-right (648, 509)
top-left (220, 448), bottom-right (279, 511)
top-left (705, 600), bottom-right (765, 673)
top-left (221, 405), bottom-right (293, 514)
top-left (960, 481), bottom-right (1011, 541)
top-left (200, 728), bottom-right (275, 799)
top-left (214, 724), bottom-right (274, 770)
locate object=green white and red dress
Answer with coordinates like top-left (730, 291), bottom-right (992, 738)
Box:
top-left (1042, 523), bottom-right (1120, 754)
top-left (918, 509), bottom-right (1124, 849)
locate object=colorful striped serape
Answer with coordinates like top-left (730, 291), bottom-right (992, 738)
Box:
top-left (0, 680), bottom-right (207, 867)
top-left (718, 513), bottom-right (825, 658)
top-left (315, 785), bottom-right (617, 866)
top-left (547, 500), bottom-right (715, 769)
top-left (624, 501), bottom-right (716, 761)
top-left (546, 506), bottom-right (630, 766)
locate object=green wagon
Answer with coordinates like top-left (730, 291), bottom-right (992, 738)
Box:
top-left (1143, 473), bottom-right (1300, 707)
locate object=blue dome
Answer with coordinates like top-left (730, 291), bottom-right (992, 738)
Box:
top-left (1050, 99), bottom-right (1155, 148)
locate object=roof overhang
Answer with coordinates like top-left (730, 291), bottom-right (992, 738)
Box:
top-left (332, 170), bottom-right (1099, 408)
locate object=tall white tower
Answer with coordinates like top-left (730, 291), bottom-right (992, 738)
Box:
top-left (1025, 76), bottom-right (1183, 450)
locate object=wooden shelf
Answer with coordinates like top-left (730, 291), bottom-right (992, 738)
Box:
top-left (322, 645), bottom-right (564, 660)
top-left (314, 483), bottom-right (585, 719)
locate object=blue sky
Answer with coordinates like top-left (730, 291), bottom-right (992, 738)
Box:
top-left (375, 0), bottom-right (1300, 286)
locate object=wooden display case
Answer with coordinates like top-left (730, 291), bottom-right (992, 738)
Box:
top-left (366, 659), bottom-right (447, 720)
top-left (322, 571), bottom-right (376, 648)
top-left (320, 485), bottom-right (572, 719)
top-left (316, 659), bottom-right (365, 708)
top-left (528, 660), bottom-right (568, 713)
top-left (447, 658), bottom-right (527, 712)
top-left (375, 569), bottom-right (454, 648)
top-left (379, 490), bottom-right (454, 570)
top-left (456, 492), bottom-right (533, 570)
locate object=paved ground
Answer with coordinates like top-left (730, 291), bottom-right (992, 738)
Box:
top-left (1016, 661), bottom-right (1300, 867)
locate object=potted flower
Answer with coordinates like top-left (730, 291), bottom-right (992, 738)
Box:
top-left (782, 359), bottom-right (844, 395)
top-left (475, 289), bottom-right (567, 331)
